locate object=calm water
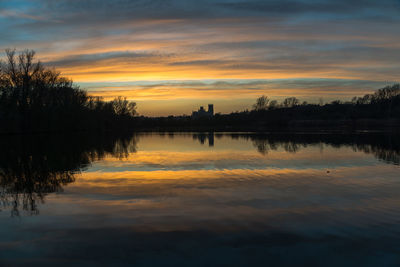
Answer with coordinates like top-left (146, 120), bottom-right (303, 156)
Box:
top-left (1, 132), bottom-right (399, 266)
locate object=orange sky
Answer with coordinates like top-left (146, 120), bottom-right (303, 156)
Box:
top-left (1, 0), bottom-right (399, 115)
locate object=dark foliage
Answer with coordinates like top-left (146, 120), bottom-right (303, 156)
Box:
top-left (1, 49), bottom-right (398, 133)
top-left (134, 84), bottom-right (400, 131)
top-left (0, 49), bottom-right (137, 133)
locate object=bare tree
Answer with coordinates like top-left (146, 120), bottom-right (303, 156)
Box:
top-left (269, 100), bottom-right (278, 109)
top-left (253, 95), bottom-right (269, 111)
top-left (0, 49), bottom-right (138, 132)
top-left (112, 96), bottom-right (137, 117)
top-left (282, 97), bottom-right (299, 108)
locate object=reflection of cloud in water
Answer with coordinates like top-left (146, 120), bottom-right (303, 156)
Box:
top-left (0, 131), bottom-right (399, 217)
top-left (0, 132), bottom-right (137, 216)
top-left (93, 149), bottom-right (370, 172)
top-left (1, 132), bottom-right (400, 265)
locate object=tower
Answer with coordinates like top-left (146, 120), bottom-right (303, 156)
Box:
top-left (208, 104), bottom-right (214, 116)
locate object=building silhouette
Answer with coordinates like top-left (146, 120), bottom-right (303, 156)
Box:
top-left (192, 104), bottom-right (214, 117)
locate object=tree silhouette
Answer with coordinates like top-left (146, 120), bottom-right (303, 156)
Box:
top-left (282, 97), bottom-right (299, 108)
top-left (112, 96), bottom-right (137, 117)
top-left (269, 100), bottom-right (278, 109)
top-left (253, 95), bottom-right (269, 111)
top-left (0, 49), bottom-right (138, 133)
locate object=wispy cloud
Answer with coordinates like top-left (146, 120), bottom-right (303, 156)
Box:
top-left (80, 78), bottom-right (393, 115)
top-left (0, 9), bottom-right (45, 21)
top-left (1, 0), bottom-right (399, 115)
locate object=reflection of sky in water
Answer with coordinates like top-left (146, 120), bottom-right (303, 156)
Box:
top-left (1, 133), bottom-right (400, 266)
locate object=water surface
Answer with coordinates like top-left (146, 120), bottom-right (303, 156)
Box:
top-left (1, 132), bottom-right (399, 266)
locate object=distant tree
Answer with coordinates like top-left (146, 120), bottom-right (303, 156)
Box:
top-left (269, 100), bottom-right (278, 109)
top-left (373, 84), bottom-right (400, 101)
top-left (253, 95), bottom-right (269, 111)
top-left (358, 94), bottom-right (373, 105)
top-left (112, 96), bottom-right (137, 117)
top-left (282, 97), bottom-right (299, 108)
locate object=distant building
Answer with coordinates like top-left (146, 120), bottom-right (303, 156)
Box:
top-left (208, 104), bottom-right (213, 115)
top-left (192, 104), bottom-right (214, 117)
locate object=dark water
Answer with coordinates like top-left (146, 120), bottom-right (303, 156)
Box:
top-left (0, 132), bottom-right (399, 266)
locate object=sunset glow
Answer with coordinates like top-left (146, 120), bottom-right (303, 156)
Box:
top-left (1, 1), bottom-right (399, 115)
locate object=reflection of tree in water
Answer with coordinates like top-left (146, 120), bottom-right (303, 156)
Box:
top-left (251, 139), bottom-right (302, 155)
top-left (352, 144), bottom-right (400, 166)
top-left (253, 139), bottom-right (269, 155)
top-left (229, 132), bottom-right (400, 165)
top-left (0, 132), bottom-right (137, 216)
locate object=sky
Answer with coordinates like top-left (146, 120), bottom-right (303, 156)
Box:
top-left (0, 0), bottom-right (399, 116)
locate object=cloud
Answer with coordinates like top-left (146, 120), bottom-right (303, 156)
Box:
top-left (0, 9), bottom-right (50, 21)
top-left (44, 51), bottom-right (165, 67)
top-left (1, 0), bottom-right (399, 115)
top-left (82, 78), bottom-right (393, 112)
top-left (218, 0), bottom-right (400, 17)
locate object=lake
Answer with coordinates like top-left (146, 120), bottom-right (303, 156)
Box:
top-left (0, 132), bottom-right (399, 266)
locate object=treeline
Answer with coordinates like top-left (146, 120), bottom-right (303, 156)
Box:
top-left (135, 84), bottom-right (400, 130)
top-left (1, 49), bottom-right (399, 133)
top-left (0, 49), bottom-right (137, 134)
top-left (251, 84), bottom-right (400, 114)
